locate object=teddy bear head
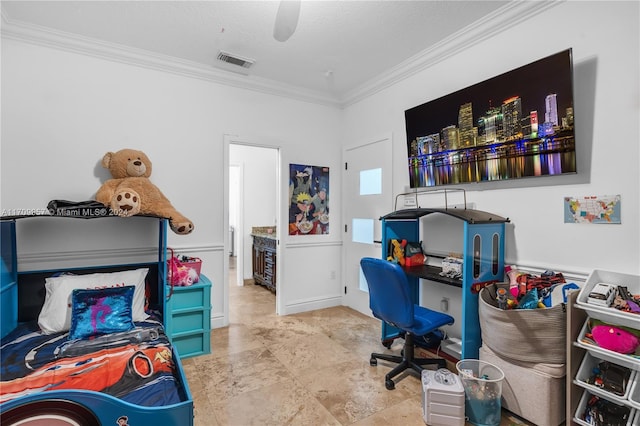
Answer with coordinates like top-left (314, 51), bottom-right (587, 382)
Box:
top-left (102, 149), bottom-right (153, 179)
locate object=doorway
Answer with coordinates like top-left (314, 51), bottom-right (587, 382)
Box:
top-left (225, 136), bottom-right (281, 326)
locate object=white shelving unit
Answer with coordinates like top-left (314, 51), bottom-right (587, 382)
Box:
top-left (569, 270), bottom-right (640, 426)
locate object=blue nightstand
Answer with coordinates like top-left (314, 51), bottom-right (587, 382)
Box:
top-left (165, 274), bottom-right (212, 358)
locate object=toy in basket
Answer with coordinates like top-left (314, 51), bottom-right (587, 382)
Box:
top-left (167, 249), bottom-right (202, 287)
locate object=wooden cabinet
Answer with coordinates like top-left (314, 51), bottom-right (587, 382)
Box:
top-left (165, 274), bottom-right (212, 359)
top-left (252, 235), bottom-right (276, 292)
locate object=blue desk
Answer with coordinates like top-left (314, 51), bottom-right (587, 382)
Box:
top-left (380, 207), bottom-right (509, 359)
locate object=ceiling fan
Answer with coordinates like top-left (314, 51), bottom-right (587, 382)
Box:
top-left (273, 0), bottom-right (301, 42)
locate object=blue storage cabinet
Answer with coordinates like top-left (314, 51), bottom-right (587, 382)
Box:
top-left (165, 274), bottom-right (212, 358)
top-left (380, 207), bottom-right (509, 360)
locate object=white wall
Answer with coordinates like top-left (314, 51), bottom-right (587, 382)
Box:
top-left (343, 1), bottom-right (639, 279)
top-left (1, 36), bottom-right (343, 327)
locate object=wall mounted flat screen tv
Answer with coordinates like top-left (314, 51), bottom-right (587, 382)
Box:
top-left (405, 48), bottom-right (576, 188)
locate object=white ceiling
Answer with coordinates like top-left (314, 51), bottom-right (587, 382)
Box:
top-left (1, 1), bottom-right (516, 105)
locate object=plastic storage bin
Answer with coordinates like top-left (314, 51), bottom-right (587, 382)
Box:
top-left (574, 351), bottom-right (636, 403)
top-left (575, 318), bottom-right (640, 371)
top-left (456, 360), bottom-right (504, 426)
top-left (576, 270), bottom-right (640, 329)
top-left (574, 390), bottom-right (636, 426)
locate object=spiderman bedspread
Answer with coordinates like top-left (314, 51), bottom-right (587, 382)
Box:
top-left (0, 320), bottom-right (184, 407)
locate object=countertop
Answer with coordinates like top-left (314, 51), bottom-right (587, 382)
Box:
top-left (251, 226), bottom-right (276, 239)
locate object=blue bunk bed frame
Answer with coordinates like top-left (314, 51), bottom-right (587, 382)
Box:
top-left (0, 215), bottom-right (194, 426)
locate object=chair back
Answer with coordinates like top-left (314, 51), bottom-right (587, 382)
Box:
top-left (360, 257), bottom-right (414, 329)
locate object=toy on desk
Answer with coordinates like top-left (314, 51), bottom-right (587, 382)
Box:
top-left (404, 241), bottom-right (426, 267)
top-left (387, 239), bottom-right (407, 266)
top-left (441, 255), bottom-right (463, 280)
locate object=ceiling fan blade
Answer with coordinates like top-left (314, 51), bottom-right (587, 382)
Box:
top-left (273, 0), bottom-right (301, 42)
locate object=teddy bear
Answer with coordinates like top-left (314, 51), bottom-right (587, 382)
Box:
top-left (95, 148), bottom-right (194, 235)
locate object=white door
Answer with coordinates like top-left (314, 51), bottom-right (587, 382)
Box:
top-left (343, 133), bottom-right (393, 316)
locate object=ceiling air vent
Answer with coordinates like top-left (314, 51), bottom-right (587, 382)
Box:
top-left (217, 51), bottom-right (255, 69)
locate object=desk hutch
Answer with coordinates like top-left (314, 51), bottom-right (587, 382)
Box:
top-left (379, 191), bottom-right (509, 360)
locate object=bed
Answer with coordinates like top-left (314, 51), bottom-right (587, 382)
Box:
top-left (0, 215), bottom-right (194, 426)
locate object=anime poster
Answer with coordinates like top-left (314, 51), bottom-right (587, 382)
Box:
top-left (289, 164), bottom-right (329, 235)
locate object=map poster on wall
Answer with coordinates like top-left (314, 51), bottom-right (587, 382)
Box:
top-left (289, 164), bottom-right (330, 235)
top-left (564, 195), bottom-right (621, 224)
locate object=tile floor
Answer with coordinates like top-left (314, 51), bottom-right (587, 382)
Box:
top-left (182, 261), bottom-right (536, 426)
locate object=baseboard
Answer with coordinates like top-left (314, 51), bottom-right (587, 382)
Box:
top-left (210, 313), bottom-right (225, 330)
top-left (281, 295), bottom-right (342, 315)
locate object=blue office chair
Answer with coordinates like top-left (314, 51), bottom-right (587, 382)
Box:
top-left (360, 257), bottom-right (455, 390)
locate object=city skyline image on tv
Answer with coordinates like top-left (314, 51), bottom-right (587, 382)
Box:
top-left (405, 48), bottom-right (576, 188)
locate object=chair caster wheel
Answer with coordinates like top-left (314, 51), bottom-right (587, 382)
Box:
top-left (370, 358), bottom-right (377, 366)
top-left (385, 379), bottom-right (395, 390)
top-left (382, 340), bottom-right (393, 349)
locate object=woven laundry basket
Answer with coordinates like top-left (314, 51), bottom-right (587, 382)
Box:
top-left (479, 283), bottom-right (567, 364)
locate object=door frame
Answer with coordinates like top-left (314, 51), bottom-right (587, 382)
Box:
top-left (229, 162), bottom-right (243, 284)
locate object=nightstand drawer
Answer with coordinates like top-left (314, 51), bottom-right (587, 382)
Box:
top-left (168, 278), bottom-right (211, 311)
top-left (173, 331), bottom-right (211, 359)
top-left (171, 309), bottom-right (210, 334)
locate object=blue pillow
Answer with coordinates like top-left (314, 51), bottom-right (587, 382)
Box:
top-left (69, 285), bottom-right (135, 340)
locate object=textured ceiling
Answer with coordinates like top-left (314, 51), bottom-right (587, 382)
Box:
top-left (1, 1), bottom-right (511, 102)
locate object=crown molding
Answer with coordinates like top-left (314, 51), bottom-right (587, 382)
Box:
top-left (2, 2), bottom-right (563, 110)
top-left (0, 11), bottom-right (342, 109)
top-left (340, 0), bottom-right (565, 107)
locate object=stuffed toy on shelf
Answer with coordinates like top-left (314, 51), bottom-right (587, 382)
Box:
top-left (95, 148), bottom-right (194, 235)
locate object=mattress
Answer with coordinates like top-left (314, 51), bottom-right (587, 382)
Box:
top-left (0, 318), bottom-right (186, 407)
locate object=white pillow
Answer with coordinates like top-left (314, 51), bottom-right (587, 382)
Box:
top-left (38, 268), bottom-right (150, 334)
